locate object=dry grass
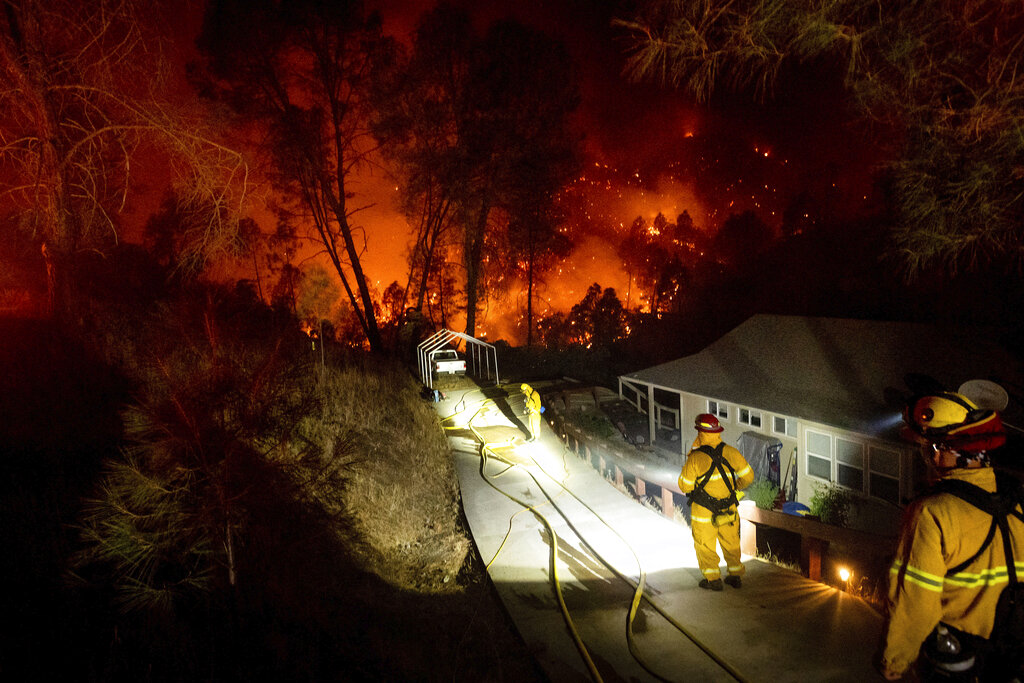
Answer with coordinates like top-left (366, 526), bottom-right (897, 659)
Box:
top-left (317, 357), bottom-right (470, 593)
top-left (305, 359), bottom-right (544, 681)
top-left (756, 548), bottom-right (801, 574)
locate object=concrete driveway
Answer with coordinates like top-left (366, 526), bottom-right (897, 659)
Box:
top-left (436, 382), bottom-right (886, 683)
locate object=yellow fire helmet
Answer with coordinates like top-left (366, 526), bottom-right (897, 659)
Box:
top-left (903, 391), bottom-right (1006, 453)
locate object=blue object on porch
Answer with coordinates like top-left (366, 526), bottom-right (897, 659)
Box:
top-left (783, 501), bottom-right (811, 516)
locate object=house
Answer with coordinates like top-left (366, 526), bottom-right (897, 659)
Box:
top-left (617, 314), bottom-right (1022, 533)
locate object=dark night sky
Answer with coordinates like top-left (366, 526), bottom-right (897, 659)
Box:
top-left (374, 0), bottom-right (704, 166)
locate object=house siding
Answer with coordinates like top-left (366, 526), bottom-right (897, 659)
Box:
top-left (619, 314), bottom-right (1023, 535)
top-left (676, 390), bottom-right (909, 535)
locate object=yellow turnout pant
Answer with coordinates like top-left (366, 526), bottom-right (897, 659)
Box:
top-left (527, 411), bottom-right (540, 439)
top-left (690, 505), bottom-right (744, 580)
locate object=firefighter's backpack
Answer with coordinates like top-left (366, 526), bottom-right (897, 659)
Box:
top-left (932, 473), bottom-right (1024, 675)
top-left (687, 443), bottom-right (738, 515)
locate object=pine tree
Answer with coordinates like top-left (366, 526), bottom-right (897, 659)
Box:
top-left (618, 0), bottom-right (1024, 275)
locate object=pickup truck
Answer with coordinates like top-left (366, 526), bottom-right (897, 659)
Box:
top-left (432, 349), bottom-right (466, 376)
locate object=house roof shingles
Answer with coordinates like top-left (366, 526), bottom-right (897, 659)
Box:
top-left (622, 315), bottom-right (1023, 441)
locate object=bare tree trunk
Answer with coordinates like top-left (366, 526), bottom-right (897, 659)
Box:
top-left (42, 243), bottom-right (55, 317)
top-left (252, 248), bottom-right (264, 301)
top-left (526, 225), bottom-right (535, 346)
top-left (463, 200), bottom-right (490, 337)
top-left (439, 270), bottom-right (448, 330)
top-left (337, 216), bottom-right (383, 351)
top-left (414, 200), bottom-right (451, 312)
top-left (225, 520), bottom-right (236, 587)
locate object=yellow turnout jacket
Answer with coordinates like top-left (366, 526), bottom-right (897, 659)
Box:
top-left (678, 433), bottom-right (754, 524)
top-left (882, 466), bottom-right (1024, 676)
top-left (520, 384), bottom-right (541, 414)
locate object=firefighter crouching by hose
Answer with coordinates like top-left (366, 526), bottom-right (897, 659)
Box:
top-left (679, 413), bottom-right (754, 591)
top-left (879, 391), bottom-right (1023, 681)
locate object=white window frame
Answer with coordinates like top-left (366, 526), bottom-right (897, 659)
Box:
top-left (805, 429), bottom-right (833, 482)
top-left (836, 437), bottom-right (865, 493)
top-left (805, 429), bottom-right (903, 503)
top-left (868, 445), bottom-right (902, 505)
top-left (707, 400), bottom-right (728, 420)
top-left (738, 407), bottom-right (763, 429)
top-left (772, 415), bottom-right (797, 438)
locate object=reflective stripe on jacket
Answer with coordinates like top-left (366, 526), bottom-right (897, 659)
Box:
top-left (881, 467), bottom-right (1024, 676)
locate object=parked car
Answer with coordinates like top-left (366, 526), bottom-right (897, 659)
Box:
top-left (432, 349), bottom-right (466, 376)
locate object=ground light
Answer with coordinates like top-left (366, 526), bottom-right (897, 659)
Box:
top-left (838, 566), bottom-right (851, 591)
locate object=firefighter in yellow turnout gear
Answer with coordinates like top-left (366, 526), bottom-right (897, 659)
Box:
top-left (880, 391), bottom-right (1022, 681)
top-left (520, 383), bottom-right (543, 442)
top-left (678, 413), bottom-right (754, 590)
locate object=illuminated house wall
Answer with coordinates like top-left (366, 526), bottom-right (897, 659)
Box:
top-left (619, 314), bottom-right (1023, 531)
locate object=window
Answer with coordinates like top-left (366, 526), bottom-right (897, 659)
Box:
top-left (773, 416), bottom-right (797, 437)
top-left (836, 438), bottom-right (865, 491)
top-left (707, 400), bottom-right (728, 419)
top-left (806, 433), bottom-right (869, 493)
top-left (739, 408), bottom-right (762, 428)
top-left (806, 430), bottom-right (832, 481)
top-left (805, 432), bottom-right (902, 503)
top-left (869, 446), bottom-right (901, 504)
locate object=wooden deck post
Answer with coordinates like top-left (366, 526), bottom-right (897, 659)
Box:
top-left (647, 384), bottom-right (656, 446)
top-left (662, 487), bottom-right (675, 519)
top-left (737, 504), bottom-right (892, 583)
top-left (801, 537), bottom-right (826, 582)
top-left (679, 392), bottom-right (687, 459)
top-left (740, 514), bottom-right (757, 556)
